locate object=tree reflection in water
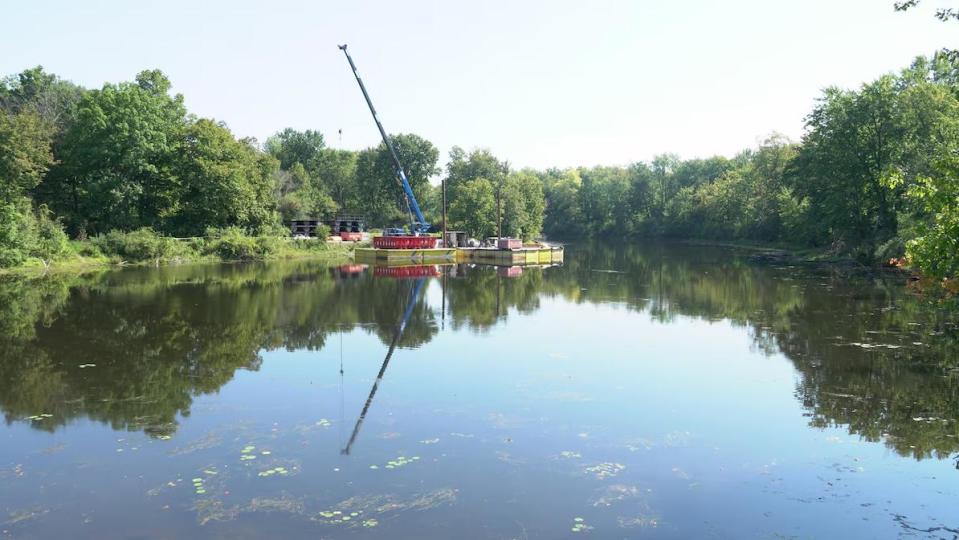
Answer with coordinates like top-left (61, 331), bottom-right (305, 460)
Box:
top-left (1, 243), bottom-right (957, 463)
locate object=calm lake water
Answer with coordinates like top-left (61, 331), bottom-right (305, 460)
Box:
top-left (1, 242), bottom-right (958, 539)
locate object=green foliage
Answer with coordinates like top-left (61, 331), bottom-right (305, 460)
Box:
top-left (534, 54), bottom-right (959, 276)
top-left (172, 119), bottom-right (279, 235)
top-left (264, 128), bottom-right (325, 170)
top-left (542, 169), bottom-right (583, 237)
top-left (902, 156), bottom-right (959, 277)
top-left (92, 228), bottom-right (188, 262)
top-left (314, 149), bottom-right (359, 212)
top-left (449, 178), bottom-right (496, 238)
top-left (0, 198), bottom-right (36, 267)
top-left (30, 205), bottom-right (70, 262)
top-left (0, 199), bottom-right (70, 267)
top-left (354, 133), bottom-right (439, 227)
top-left (445, 147), bottom-right (508, 195)
top-left (0, 66), bottom-right (84, 132)
top-left (39, 70), bottom-right (187, 235)
top-left (4, 55), bottom-right (959, 278)
top-left (0, 109), bottom-right (54, 200)
top-left (276, 162), bottom-right (337, 222)
top-left (501, 171), bottom-right (546, 240)
top-left (203, 227), bottom-right (279, 260)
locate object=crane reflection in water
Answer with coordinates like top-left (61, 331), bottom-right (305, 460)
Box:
top-left (340, 269), bottom-right (431, 455)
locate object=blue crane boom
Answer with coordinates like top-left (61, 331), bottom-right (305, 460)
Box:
top-left (338, 44), bottom-right (430, 235)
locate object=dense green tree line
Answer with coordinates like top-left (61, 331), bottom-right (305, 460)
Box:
top-left (3, 52), bottom-right (959, 276)
top-left (540, 53), bottom-right (959, 277)
top-left (0, 66), bottom-right (548, 270)
top-left (265, 132), bottom-right (546, 241)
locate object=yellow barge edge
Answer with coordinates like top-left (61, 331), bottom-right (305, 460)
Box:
top-left (354, 245), bottom-right (564, 266)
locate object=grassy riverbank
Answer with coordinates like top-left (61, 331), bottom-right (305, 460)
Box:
top-left (0, 227), bottom-right (357, 276)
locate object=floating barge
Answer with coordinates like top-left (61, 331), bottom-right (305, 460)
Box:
top-left (354, 244), bottom-right (562, 266)
top-left (458, 245), bottom-right (564, 265)
top-left (355, 247), bottom-right (457, 263)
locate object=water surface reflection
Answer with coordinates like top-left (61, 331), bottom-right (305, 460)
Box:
top-left (0, 243), bottom-right (956, 538)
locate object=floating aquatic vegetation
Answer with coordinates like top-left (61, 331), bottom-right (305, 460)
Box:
top-left (25, 414), bottom-right (53, 421)
top-left (362, 518), bottom-right (378, 528)
top-left (419, 438), bottom-right (440, 444)
top-left (146, 477), bottom-right (183, 497)
top-left (449, 432), bottom-right (474, 438)
top-left (243, 495), bottom-right (304, 515)
top-left (78, 363), bottom-right (96, 368)
top-left (169, 432), bottom-right (222, 456)
top-left (193, 489), bottom-right (307, 526)
top-left (585, 462), bottom-right (625, 479)
top-left (257, 467), bottom-right (289, 477)
top-left (321, 488), bottom-right (458, 520)
top-left (374, 456), bottom-right (420, 470)
top-left (571, 517), bottom-right (592, 533)
top-left (157, 435), bottom-right (172, 440)
top-left (671, 467), bottom-right (690, 480)
top-left (592, 484), bottom-right (641, 507)
top-left (314, 508), bottom-right (364, 525)
top-left (617, 515), bottom-right (659, 529)
top-left (397, 488), bottom-right (457, 512)
top-left (560, 451), bottom-right (582, 459)
top-left (316, 418), bottom-right (332, 427)
top-left (3, 507), bottom-right (50, 526)
top-left (239, 445), bottom-right (258, 461)
top-left (192, 477), bottom-right (207, 495)
top-left (193, 498), bottom-right (239, 526)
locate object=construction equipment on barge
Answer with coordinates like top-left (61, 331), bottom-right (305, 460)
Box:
top-left (338, 44), bottom-right (436, 250)
top-left (338, 44), bottom-right (563, 266)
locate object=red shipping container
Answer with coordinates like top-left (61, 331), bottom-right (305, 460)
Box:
top-left (340, 232), bottom-right (363, 242)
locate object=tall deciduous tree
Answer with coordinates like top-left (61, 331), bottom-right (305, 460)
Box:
top-left (172, 119), bottom-right (279, 236)
top-left (354, 133), bottom-right (438, 227)
top-left (40, 70), bottom-right (187, 235)
top-left (264, 128), bottom-right (326, 171)
top-left (449, 178), bottom-right (496, 238)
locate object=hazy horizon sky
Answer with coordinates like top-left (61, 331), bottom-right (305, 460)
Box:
top-left (3, 1), bottom-right (956, 169)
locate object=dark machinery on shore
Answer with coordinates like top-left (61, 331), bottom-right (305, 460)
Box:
top-left (338, 44), bottom-right (436, 250)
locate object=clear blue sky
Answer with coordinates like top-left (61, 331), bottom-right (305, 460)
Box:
top-left (2, 0), bottom-right (955, 169)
